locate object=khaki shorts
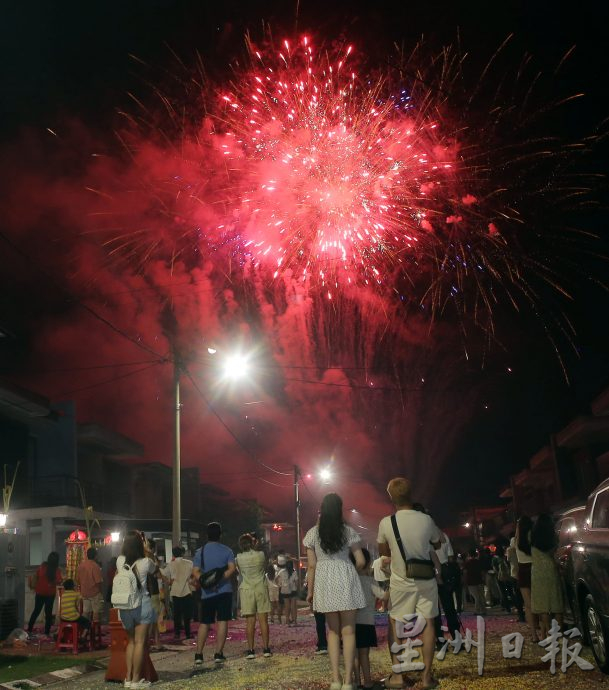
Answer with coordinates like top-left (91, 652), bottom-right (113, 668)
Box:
top-left (389, 578), bottom-right (438, 621)
top-left (82, 593), bottom-right (104, 620)
top-left (240, 583), bottom-right (271, 616)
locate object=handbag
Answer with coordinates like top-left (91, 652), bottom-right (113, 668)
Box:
top-left (198, 545), bottom-right (228, 592)
top-left (390, 514), bottom-right (435, 580)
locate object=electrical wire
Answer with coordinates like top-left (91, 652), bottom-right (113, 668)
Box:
top-left (57, 361), bottom-right (165, 396)
top-left (25, 358), bottom-right (165, 374)
top-left (183, 366), bottom-right (292, 477)
top-left (0, 231), bottom-right (167, 361)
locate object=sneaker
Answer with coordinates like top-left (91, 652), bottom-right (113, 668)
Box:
top-left (194, 653), bottom-right (204, 666)
top-left (263, 647), bottom-right (272, 657)
top-left (130, 681), bottom-right (152, 689)
top-left (245, 649), bottom-right (255, 659)
top-left (315, 647), bottom-right (328, 655)
top-left (123, 682), bottom-right (132, 689)
top-left (214, 652), bottom-right (227, 663)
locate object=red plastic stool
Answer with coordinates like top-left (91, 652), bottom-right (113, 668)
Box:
top-left (89, 620), bottom-right (103, 650)
top-left (56, 620), bottom-right (83, 654)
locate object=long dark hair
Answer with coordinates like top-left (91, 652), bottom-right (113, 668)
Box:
top-left (122, 531), bottom-right (145, 566)
top-left (531, 514), bottom-right (558, 553)
top-left (318, 493), bottom-right (346, 554)
top-left (45, 552), bottom-right (59, 584)
top-left (517, 516), bottom-right (532, 556)
top-left (286, 560), bottom-right (294, 576)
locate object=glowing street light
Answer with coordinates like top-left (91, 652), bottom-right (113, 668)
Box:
top-left (464, 522), bottom-right (471, 528)
top-left (319, 467), bottom-right (332, 483)
top-left (171, 343), bottom-right (253, 546)
top-left (110, 531), bottom-right (121, 543)
top-left (222, 353), bottom-right (251, 381)
top-left (0, 513), bottom-right (7, 528)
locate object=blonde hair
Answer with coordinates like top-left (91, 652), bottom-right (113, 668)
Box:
top-left (387, 477), bottom-right (412, 506)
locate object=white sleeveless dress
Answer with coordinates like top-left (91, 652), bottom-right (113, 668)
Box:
top-left (303, 525), bottom-right (366, 613)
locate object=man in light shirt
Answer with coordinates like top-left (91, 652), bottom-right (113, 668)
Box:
top-left (77, 547), bottom-right (103, 622)
top-left (377, 477), bottom-right (441, 690)
top-left (168, 546), bottom-right (194, 641)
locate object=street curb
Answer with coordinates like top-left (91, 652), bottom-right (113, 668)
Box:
top-left (0, 661), bottom-right (106, 690)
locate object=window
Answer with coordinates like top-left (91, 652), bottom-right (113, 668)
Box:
top-left (591, 487), bottom-right (609, 529)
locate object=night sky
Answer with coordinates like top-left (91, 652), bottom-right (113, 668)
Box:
top-left (1, 0), bottom-right (608, 531)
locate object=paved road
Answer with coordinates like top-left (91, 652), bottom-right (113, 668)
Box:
top-left (53, 610), bottom-right (608, 690)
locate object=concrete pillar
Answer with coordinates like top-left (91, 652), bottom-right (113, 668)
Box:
top-left (41, 517), bottom-right (54, 561)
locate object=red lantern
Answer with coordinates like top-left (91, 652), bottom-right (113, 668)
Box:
top-left (68, 529), bottom-right (87, 542)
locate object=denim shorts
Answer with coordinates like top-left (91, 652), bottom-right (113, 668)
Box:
top-left (119, 595), bottom-right (157, 630)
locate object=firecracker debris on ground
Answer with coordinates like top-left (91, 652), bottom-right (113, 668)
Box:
top-left (2, 607), bottom-right (608, 690)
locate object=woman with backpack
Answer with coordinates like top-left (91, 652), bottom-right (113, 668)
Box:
top-left (27, 551), bottom-right (62, 637)
top-left (113, 531), bottom-right (157, 689)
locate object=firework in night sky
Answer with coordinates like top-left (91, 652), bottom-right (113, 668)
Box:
top-left (95, 33), bottom-right (601, 361)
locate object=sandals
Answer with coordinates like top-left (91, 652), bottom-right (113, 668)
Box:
top-left (382, 678), bottom-right (407, 689)
top-left (418, 679), bottom-right (439, 690)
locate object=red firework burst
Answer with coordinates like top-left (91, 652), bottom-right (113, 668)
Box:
top-left (213, 36), bottom-right (464, 293)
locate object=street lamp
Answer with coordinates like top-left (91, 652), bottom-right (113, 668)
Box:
top-left (110, 531), bottom-right (121, 543)
top-left (171, 345), bottom-right (253, 546)
top-left (221, 352), bottom-right (250, 381)
top-left (293, 464), bottom-right (336, 590)
top-left (319, 467), bottom-right (332, 483)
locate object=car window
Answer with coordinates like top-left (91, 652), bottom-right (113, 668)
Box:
top-left (591, 488), bottom-right (609, 529)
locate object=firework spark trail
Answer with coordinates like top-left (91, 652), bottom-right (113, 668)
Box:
top-left (213, 36), bottom-right (467, 296)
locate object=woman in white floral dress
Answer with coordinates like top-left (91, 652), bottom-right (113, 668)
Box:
top-left (304, 493), bottom-right (366, 690)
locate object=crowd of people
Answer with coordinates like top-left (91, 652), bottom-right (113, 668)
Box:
top-left (24, 478), bottom-right (566, 690)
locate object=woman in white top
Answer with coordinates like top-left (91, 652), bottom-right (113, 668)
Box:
top-left (116, 531), bottom-right (156, 689)
top-left (304, 493), bottom-right (366, 690)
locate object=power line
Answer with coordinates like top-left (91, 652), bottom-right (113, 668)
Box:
top-left (57, 361), bottom-right (164, 397)
top-left (23, 358), bottom-right (165, 375)
top-left (0, 231), bottom-right (167, 361)
top-left (183, 366), bottom-right (292, 477)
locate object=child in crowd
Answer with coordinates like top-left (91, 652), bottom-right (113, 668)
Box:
top-left (350, 549), bottom-right (388, 689)
top-left (60, 579), bottom-right (91, 640)
top-left (277, 560), bottom-right (299, 625)
top-left (463, 548), bottom-right (485, 615)
top-left (266, 565), bottom-right (280, 623)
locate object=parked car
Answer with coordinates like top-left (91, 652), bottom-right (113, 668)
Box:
top-left (556, 504), bottom-right (587, 621)
top-left (567, 477), bottom-right (609, 673)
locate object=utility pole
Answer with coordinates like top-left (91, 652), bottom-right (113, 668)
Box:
top-left (162, 304), bottom-right (182, 547)
top-left (472, 506), bottom-right (480, 545)
top-left (294, 465), bottom-right (302, 590)
top-left (172, 358), bottom-right (181, 546)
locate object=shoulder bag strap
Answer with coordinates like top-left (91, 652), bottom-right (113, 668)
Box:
top-left (390, 514), bottom-right (409, 565)
top-left (132, 562), bottom-right (142, 589)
